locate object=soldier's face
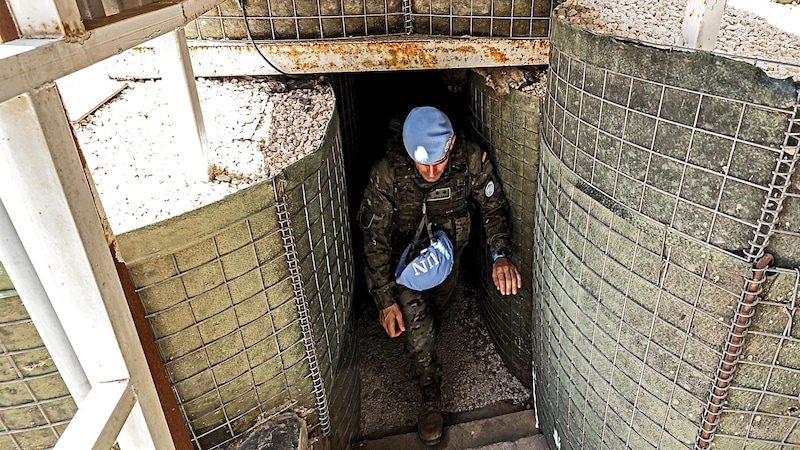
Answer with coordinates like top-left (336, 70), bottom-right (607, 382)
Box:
top-left (414, 136), bottom-right (454, 182)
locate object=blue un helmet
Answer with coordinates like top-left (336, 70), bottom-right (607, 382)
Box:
top-left (402, 106), bottom-right (454, 165)
top-left (395, 229), bottom-right (454, 291)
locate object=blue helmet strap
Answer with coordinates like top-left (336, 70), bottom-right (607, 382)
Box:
top-left (408, 201), bottom-right (436, 262)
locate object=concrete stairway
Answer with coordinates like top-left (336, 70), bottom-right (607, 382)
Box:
top-left (354, 409), bottom-right (547, 450)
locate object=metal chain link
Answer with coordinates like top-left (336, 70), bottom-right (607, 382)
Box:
top-left (745, 91), bottom-right (800, 261)
top-left (402, 0), bottom-right (413, 34)
top-left (696, 92), bottom-right (800, 449)
top-left (273, 178), bottom-right (331, 437)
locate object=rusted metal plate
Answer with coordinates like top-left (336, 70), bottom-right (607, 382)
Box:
top-left (107, 36), bottom-right (551, 78)
top-left (6, 0), bottom-right (87, 40)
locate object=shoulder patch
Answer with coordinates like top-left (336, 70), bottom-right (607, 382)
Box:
top-left (485, 180), bottom-right (495, 198)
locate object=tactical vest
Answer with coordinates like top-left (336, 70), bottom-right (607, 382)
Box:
top-left (389, 137), bottom-right (473, 259)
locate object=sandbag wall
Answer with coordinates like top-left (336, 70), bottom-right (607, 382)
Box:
top-left (533, 16), bottom-right (800, 449)
top-left (118, 110), bottom-right (359, 449)
top-left (468, 72), bottom-right (543, 388)
top-left (186, 0), bottom-right (551, 40)
top-left (0, 264), bottom-right (77, 449)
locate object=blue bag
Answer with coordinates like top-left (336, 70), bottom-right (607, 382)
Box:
top-left (395, 206), bottom-right (454, 291)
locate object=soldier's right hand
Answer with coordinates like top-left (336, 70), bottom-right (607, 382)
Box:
top-left (379, 304), bottom-right (406, 338)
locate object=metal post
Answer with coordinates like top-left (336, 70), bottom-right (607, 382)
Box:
top-left (681, 0), bottom-right (728, 50)
top-left (153, 28), bottom-right (210, 182)
top-left (0, 84), bottom-right (173, 449)
top-left (0, 199), bottom-right (92, 404)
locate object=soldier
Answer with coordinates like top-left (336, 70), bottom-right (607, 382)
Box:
top-left (358, 106), bottom-right (522, 446)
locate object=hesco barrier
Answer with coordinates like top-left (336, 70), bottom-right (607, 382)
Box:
top-left (533, 15), bottom-right (800, 449)
top-left (117, 109), bottom-right (359, 449)
top-left (469, 71), bottom-right (542, 388)
top-left (0, 264), bottom-right (77, 449)
top-left (186, 0), bottom-right (552, 40)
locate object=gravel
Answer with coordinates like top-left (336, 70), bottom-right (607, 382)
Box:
top-left (357, 269), bottom-right (532, 438)
top-left (74, 76), bottom-right (335, 234)
top-left (555, 0), bottom-right (800, 81)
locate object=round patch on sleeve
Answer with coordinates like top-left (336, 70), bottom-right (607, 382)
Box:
top-left (485, 180), bottom-right (495, 197)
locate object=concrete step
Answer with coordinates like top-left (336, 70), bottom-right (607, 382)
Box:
top-left (466, 435), bottom-right (548, 450)
top-left (355, 409), bottom-right (545, 450)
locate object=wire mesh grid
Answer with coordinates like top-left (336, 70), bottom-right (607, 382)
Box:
top-left (185, 0), bottom-right (552, 40)
top-left (0, 294), bottom-right (75, 450)
top-left (468, 74), bottom-right (541, 385)
top-left (542, 45), bottom-right (796, 264)
top-left (708, 266), bottom-right (800, 448)
top-left (275, 179), bottom-right (331, 438)
top-left (287, 132), bottom-right (356, 437)
top-left (758, 93), bottom-right (800, 267)
top-left (469, 77), bottom-right (543, 161)
top-left (187, 0), bottom-right (406, 40)
top-left (410, 0), bottom-right (552, 37)
top-left (330, 75), bottom-right (360, 193)
top-left (139, 226), bottom-right (313, 449)
top-left (133, 134), bottom-right (353, 449)
top-left (532, 139), bottom-right (760, 448)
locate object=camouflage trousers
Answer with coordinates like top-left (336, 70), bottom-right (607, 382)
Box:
top-left (396, 261), bottom-right (460, 385)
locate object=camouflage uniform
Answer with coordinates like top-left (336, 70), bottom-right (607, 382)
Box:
top-left (358, 132), bottom-right (511, 384)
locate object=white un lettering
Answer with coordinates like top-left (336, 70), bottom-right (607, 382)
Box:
top-left (412, 252), bottom-right (440, 276)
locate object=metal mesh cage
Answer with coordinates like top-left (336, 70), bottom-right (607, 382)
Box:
top-left (545, 18), bottom-right (799, 267)
top-left (119, 109), bottom-right (358, 449)
top-left (185, 0), bottom-right (552, 40)
top-left (0, 266), bottom-right (77, 450)
top-left (534, 140), bottom-right (766, 448)
top-left (469, 71), bottom-right (543, 388)
top-left (187, 0), bottom-right (406, 40)
top-left (411, 0), bottom-right (552, 37)
top-left (532, 15), bottom-right (800, 449)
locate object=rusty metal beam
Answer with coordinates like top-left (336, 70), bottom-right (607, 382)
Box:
top-left (106, 36), bottom-right (551, 78)
top-left (6, 0), bottom-right (86, 39)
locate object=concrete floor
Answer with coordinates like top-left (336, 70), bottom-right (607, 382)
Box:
top-left (355, 409), bottom-right (547, 449)
top-left (355, 262), bottom-right (538, 448)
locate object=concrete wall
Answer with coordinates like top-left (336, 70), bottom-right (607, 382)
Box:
top-left (0, 264), bottom-right (77, 449)
top-left (533, 16), bottom-right (800, 449)
top-left (118, 109), bottom-right (359, 449)
top-left (469, 72), bottom-right (542, 388)
top-left (185, 0), bottom-right (551, 40)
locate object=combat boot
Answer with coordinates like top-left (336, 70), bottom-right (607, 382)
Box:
top-left (418, 377), bottom-right (443, 446)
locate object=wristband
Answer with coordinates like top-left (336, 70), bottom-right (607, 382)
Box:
top-left (492, 247), bottom-right (512, 261)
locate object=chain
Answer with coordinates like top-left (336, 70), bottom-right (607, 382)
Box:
top-left (273, 178), bottom-right (330, 436)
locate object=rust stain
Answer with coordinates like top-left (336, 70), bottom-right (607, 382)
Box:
top-left (23, 19), bottom-right (88, 41)
top-left (488, 47), bottom-right (510, 64)
top-left (190, 38), bottom-right (549, 73)
top-left (62, 21), bottom-right (90, 43)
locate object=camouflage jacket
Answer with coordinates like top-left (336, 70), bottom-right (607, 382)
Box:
top-left (358, 133), bottom-right (511, 310)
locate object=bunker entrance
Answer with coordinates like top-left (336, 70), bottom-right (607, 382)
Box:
top-left (343, 70), bottom-right (535, 439)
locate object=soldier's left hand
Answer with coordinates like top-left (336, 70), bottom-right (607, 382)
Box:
top-left (492, 258), bottom-right (522, 295)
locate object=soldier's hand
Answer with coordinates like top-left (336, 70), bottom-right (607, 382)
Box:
top-left (492, 258), bottom-right (522, 296)
top-left (379, 304), bottom-right (406, 338)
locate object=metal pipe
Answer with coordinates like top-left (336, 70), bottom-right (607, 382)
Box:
top-left (0, 198), bottom-right (91, 403)
top-left (696, 253), bottom-right (774, 449)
